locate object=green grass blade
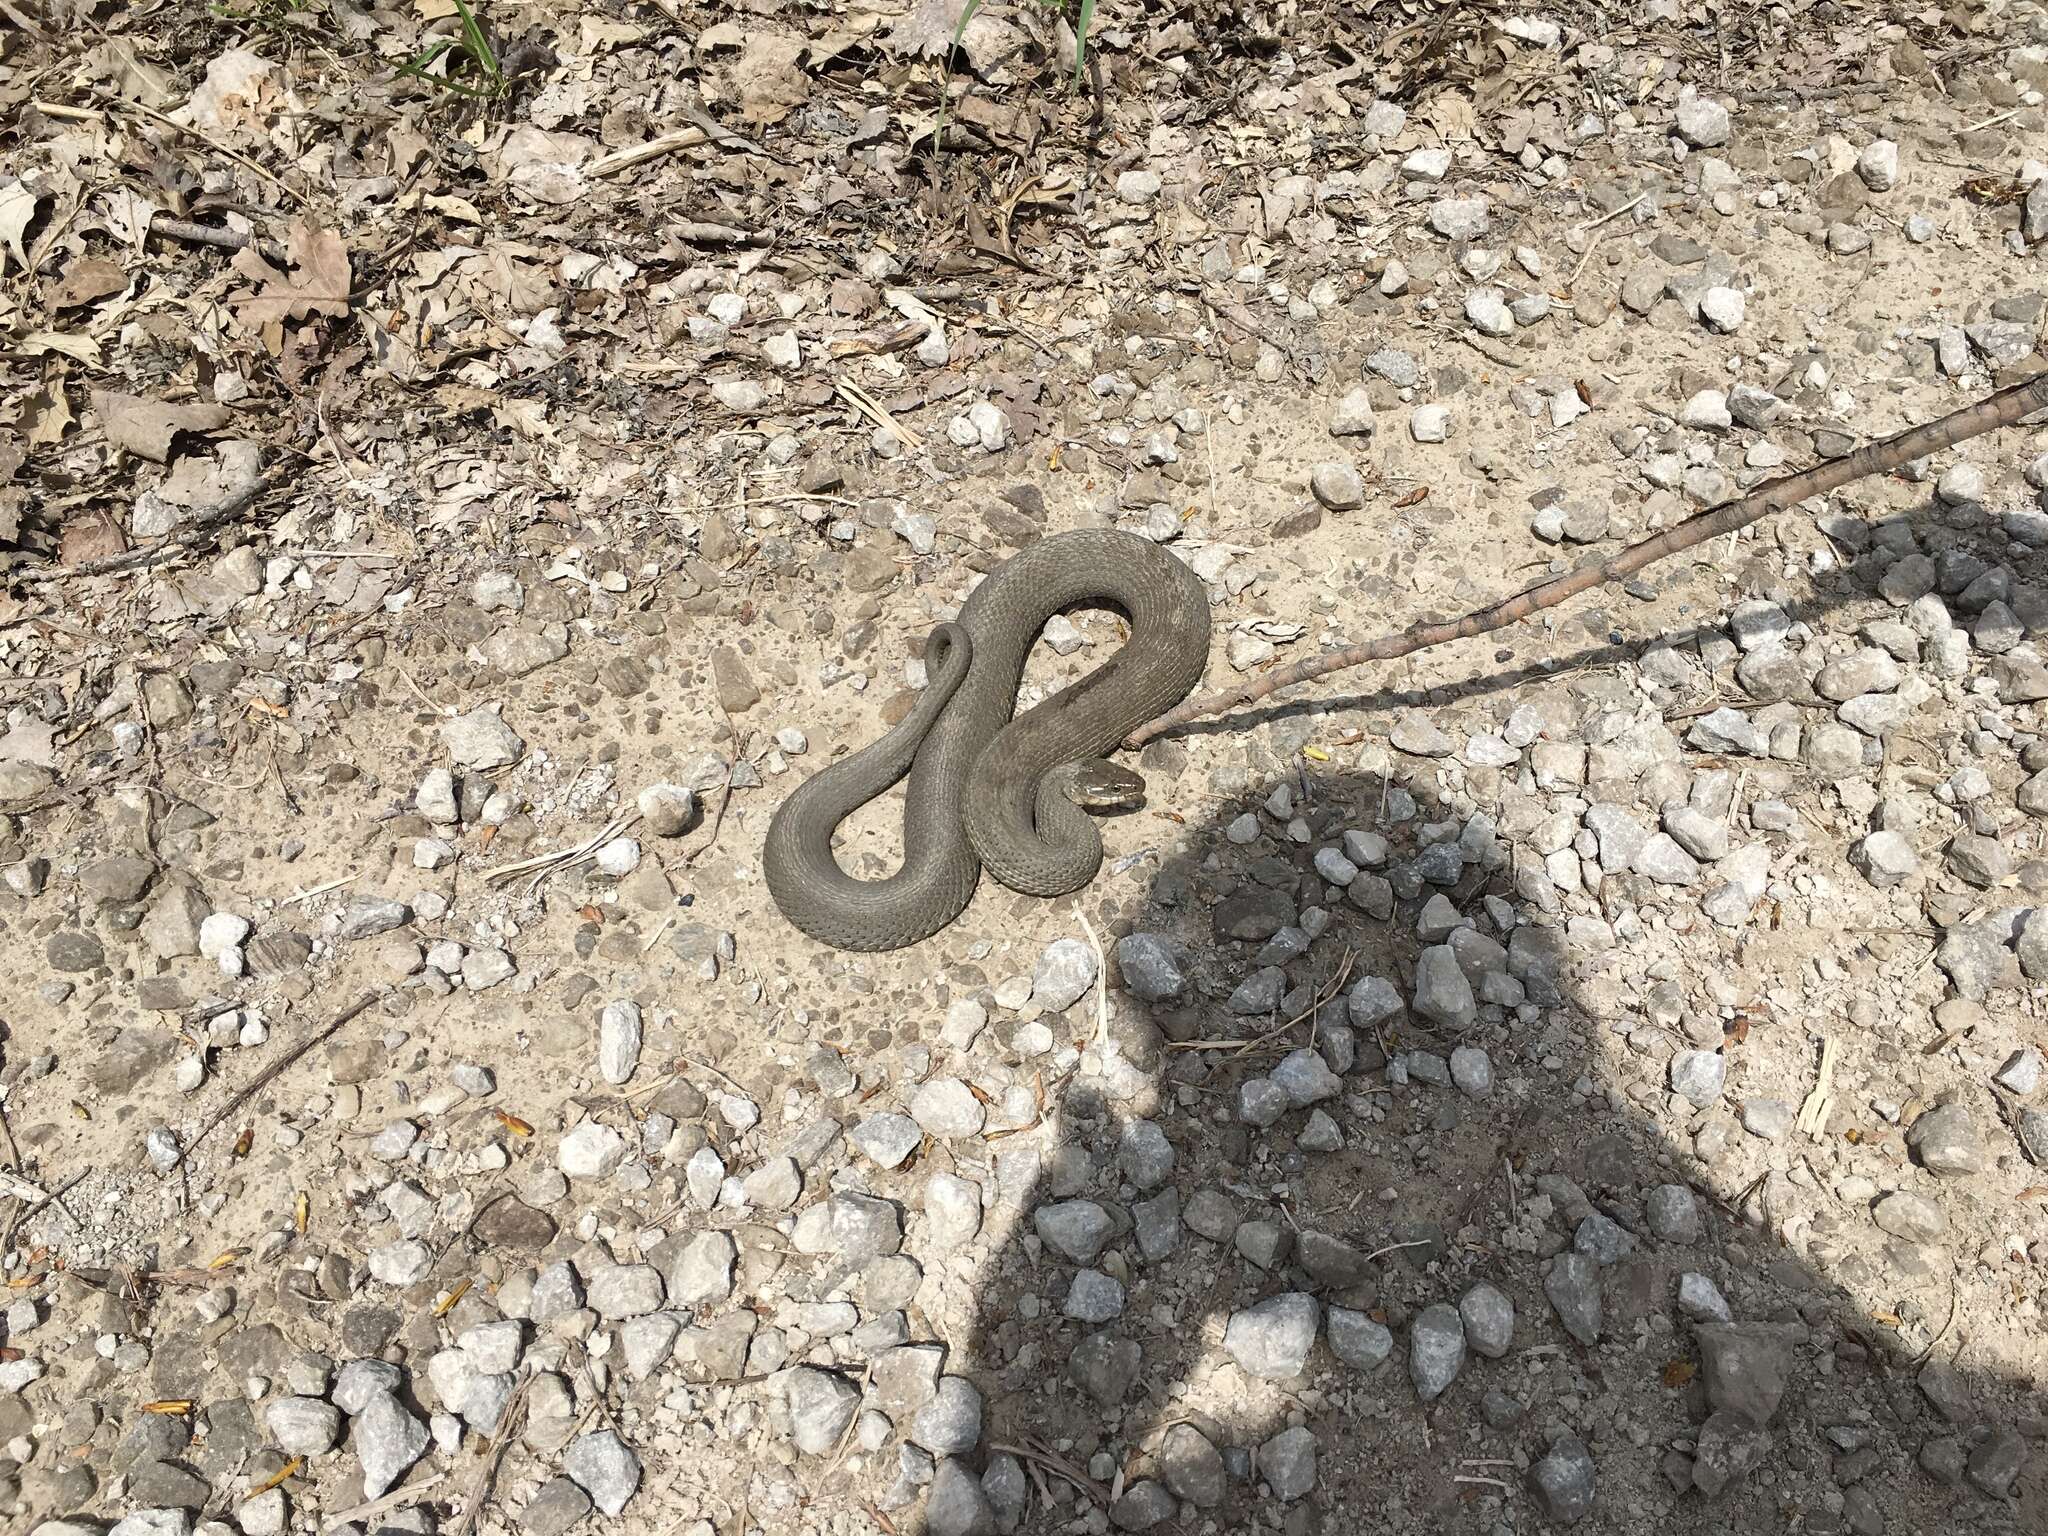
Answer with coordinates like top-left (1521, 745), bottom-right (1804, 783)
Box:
top-left (397, 38), bottom-right (458, 82)
top-left (1071, 0), bottom-right (1095, 91)
top-left (932, 0), bottom-right (982, 155)
top-left (451, 0), bottom-right (502, 79)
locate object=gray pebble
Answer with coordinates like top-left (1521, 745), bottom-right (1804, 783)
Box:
top-left (1459, 1283), bottom-right (1515, 1358)
top-left (1258, 1425), bottom-right (1318, 1501)
top-left (1647, 1184), bottom-right (1701, 1244)
top-left (1678, 1271), bottom-right (1732, 1324)
top-left (1528, 1435), bottom-right (1597, 1525)
top-left (1670, 1049), bottom-right (1727, 1107)
top-left (1035, 1200), bottom-right (1113, 1264)
top-left (1118, 1120), bottom-right (1175, 1189)
top-left (1408, 1303), bottom-right (1466, 1401)
top-left (784, 1368), bottom-right (861, 1455)
top-left (1545, 1253), bottom-right (1602, 1343)
top-left (1031, 938), bottom-right (1098, 1012)
top-left (1063, 1269), bottom-right (1125, 1323)
top-left (564, 1429), bottom-right (640, 1516)
top-left (1224, 1293), bottom-right (1318, 1380)
top-left (852, 1113), bottom-right (924, 1170)
top-left (598, 1001), bottom-right (642, 1086)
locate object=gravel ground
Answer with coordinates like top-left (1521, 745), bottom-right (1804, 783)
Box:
top-left (3, 3), bottom-right (2048, 1535)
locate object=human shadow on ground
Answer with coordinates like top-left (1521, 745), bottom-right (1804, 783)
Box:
top-left (902, 742), bottom-right (2045, 1533)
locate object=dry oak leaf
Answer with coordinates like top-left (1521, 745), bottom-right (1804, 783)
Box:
top-left (52, 256), bottom-right (129, 309)
top-left (733, 34), bottom-right (812, 125)
top-left (88, 391), bottom-right (232, 463)
top-left (0, 182), bottom-right (41, 275)
top-left (229, 220), bottom-right (353, 325)
top-left (60, 509), bottom-right (128, 566)
top-left (883, 0), bottom-right (1024, 70)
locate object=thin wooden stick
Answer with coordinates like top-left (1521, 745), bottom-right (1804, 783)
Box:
top-left (100, 93), bottom-right (302, 206)
top-left (836, 377), bottom-right (925, 450)
top-left (587, 126), bottom-right (710, 176)
top-left (322, 1473), bottom-right (448, 1532)
top-left (454, 1376), bottom-right (532, 1536)
top-left (151, 215), bottom-right (288, 265)
top-left (1127, 374), bottom-right (2048, 748)
top-left (170, 991), bottom-right (380, 1173)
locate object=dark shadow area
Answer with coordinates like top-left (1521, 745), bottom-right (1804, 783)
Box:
top-left (901, 735), bottom-right (2046, 1532)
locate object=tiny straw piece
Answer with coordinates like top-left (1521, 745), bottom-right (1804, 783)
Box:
top-left (484, 811), bottom-right (639, 888)
top-left (1073, 904), bottom-right (1110, 1050)
top-left (1797, 1036), bottom-right (1841, 1138)
top-left (835, 377), bottom-right (926, 450)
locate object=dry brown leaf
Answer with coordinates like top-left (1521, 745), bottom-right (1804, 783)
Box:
top-left (21, 382), bottom-right (75, 448)
top-left (486, 128), bottom-right (596, 205)
top-left (182, 48), bottom-right (283, 138)
top-left (579, 14), bottom-right (648, 51)
top-left (60, 511), bottom-right (127, 566)
top-left (52, 257), bottom-right (128, 309)
top-left (883, 0), bottom-right (1020, 68)
top-left (883, 0), bottom-right (965, 57)
top-left (1422, 90), bottom-right (1479, 141)
top-left (735, 34), bottom-right (812, 125)
top-left (159, 442), bottom-right (262, 511)
top-left (0, 720), bottom-right (60, 768)
top-left (101, 187), bottom-right (161, 252)
top-left (89, 37), bottom-right (175, 107)
top-left (22, 332), bottom-right (102, 367)
top-left (424, 192), bottom-right (485, 224)
top-left (0, 182), bottom-right (41, 275)
top-left (89, 390), bottom-right (233, 464)
top-left (229, 220), bottom-right (353, 326)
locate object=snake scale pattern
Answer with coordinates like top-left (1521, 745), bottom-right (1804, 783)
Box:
top-left (763, 529), bottom-right (1212, 951)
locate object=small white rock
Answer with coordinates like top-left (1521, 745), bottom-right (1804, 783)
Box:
top-left (1855, 139), bottom-right (1900, 192)
top-left (199, 912), bottom-right (251, 959)
top-left (1411, 405), bottom-right (1451, 443)
top-left (1699, 286), bottom-right (1746, 333)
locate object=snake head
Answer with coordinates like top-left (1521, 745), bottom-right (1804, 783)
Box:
top-left (1058, 758), bottom-right (1147, 811)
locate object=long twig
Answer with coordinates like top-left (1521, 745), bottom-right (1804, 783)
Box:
top-left (1127, 375), bottom-right (2048, 748)
top-left (454, 1376), bottom-right (533, 1536)
top-left (151, 215), bottom-right (288, 265)
top-left (321, 1473), bottom-right (448, 1532)
top-left (100, 92), bottom-right (302, 205)
top-left (170, 991), bottom-right (381, 1173)
top-left (16, 466), bottom-right (293, 584)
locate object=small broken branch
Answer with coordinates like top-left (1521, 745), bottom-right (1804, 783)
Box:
top-left (15, 465), bottom-right (294, 584)
top-left (1127, 373), bottom-right (2048, 748)
top-left (587, 126), bottom-right (711, 176)
top-left (98, 92), bottom-right (301, 205)
top-left (170, 992), bottom-right (381, 1173)
top-left (150, 216), bottom-right (288, 266)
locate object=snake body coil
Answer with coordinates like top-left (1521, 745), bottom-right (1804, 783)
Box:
top-left (763, 530), bottom-right (1212, 950)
